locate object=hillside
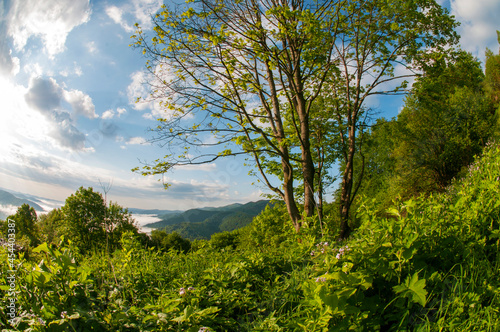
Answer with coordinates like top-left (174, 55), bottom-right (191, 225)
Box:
top-left (0, 189), bottom-right (45, 211)
top-left (0, 189), bottom-right (45, 219)
top-left (128, 207), bottom-right (182, 215)
top-left (146, 200), bottom-right (271, 239)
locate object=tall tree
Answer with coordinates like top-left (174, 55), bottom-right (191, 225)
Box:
top-left (132, 0), bottom-right (458, 237)
top-left (485, 31), bottom-right (500, 106)
top-left (62, 187), bottom-right (107, 252)
top-left (61, 187), bottom-right (139, 252)
top-left (315, 0), bottom-right (458, 237)
top-left (394, 51), bottom-right (495, 192)
top-left (7, 204), bottom-right (39, 247)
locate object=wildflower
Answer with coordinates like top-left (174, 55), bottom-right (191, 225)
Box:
top-left (310, 250), bottom-right (315, 256)
top-left (188, 286), bottom-right (195, 291)
top-left (179, 288), bottom-right (186, 296)
top-left (315, 276), bottom-right (326, 282)
top-left (61, 311), bottom-right (67, 319)
top-left (336, 253), bottom-right (342, 259)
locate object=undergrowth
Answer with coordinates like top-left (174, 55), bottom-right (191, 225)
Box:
top-left (1, 142), bottom-right (500, 331)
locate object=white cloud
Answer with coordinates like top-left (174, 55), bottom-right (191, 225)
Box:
top-left (127, 70), bottom-right (150, 110)
top-left (101, 107), bottom-right (127, 119)
top-left (0, 204), bottom-right (18, 219)
top-left (74, 66), bottom-right (83, 77)
top-left (174, 163), bottom-right (218, 172)
top-left (126, 136), bottom-right (147, 145)
top-left (24, 76), bottom-right (63, 114)
top-left (59, 64), bottom-right (83, 77)
top-left (106, 6), bottom-right (132, 32)
top-left (63, 89), bottom-right (97, 119)
top-left (86, 41), bottom-right (97, 54)
top-left (450, 0), bottom-right (500, 60)
top-left (102, 109), bottom-right (115, 119)
top-left (1, 75), bottom-right (98, 152)
top-left (49, 114), bottom-right (87, 150)
top-left (24, 62), bottom-right (43, 77)
top-left (105, 0), bottom-right (162, 32)
top-left (127, 68), bottom-right (181, 120)
top-left (117, 107), bottom-right (127, 116)
top-left (7, 0), bottom-right (91, 57)
top-left (0, 36), bottom-right (18, 76)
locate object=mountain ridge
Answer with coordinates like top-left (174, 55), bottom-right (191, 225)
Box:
top-left (147, 200), bottom-right (272, 240)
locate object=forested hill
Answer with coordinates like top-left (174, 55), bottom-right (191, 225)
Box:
top-left (146, 200), bottom-right (271, 240)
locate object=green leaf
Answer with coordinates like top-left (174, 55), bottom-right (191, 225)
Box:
top-left (33, 242), bottom-right (50, 253)
top-left (394, 272), bottom-right (427, 306)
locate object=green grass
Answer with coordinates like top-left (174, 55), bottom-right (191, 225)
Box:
top-left (2, 143), bottom-right (500, 331)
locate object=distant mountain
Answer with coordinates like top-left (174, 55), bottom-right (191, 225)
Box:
top-left (146, 200), bottom-right (271, 240)
top-left (128, 208), bottom-right (183, 215)
top-left (0, 189), bottom-right (45, 211)
top-left (0, 189), bottom-right (46, 219)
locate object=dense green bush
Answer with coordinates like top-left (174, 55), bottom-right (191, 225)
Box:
top-left (150, 230), bottom-right (192, 253)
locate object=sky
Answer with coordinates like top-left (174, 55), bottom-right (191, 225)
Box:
top-left (0, 0), bottom-right (499, 214)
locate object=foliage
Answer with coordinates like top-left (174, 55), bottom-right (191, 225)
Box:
top-left (394, 51), bottom-right (495, 193)
top-left (485, 31), bottom-right (500, 106)
top-left (352, 51), bottom-right (496, 214)
top-left (131, 0), bottom-right (459, 236)
top-left (60, 187), bottom-right (139, 253)
top-left (150, 230), bottom-right (192, 253)
top-left (147, 201), bottom-right (270, 240)
top-left (37, 208), bottom-right (66, 245)
top-left (5, 204), bottom-right (40, 247)
top-left (61, 187), bottom-right (108, 253)
top-left (1, 141), bottom-right (500, 330)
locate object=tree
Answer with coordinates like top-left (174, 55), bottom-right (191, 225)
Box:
top-left (38, 208), bottom-right (66, 244)
top-left (394, 51), bottom-right (495, 192)
top-left (150, 230), bottom-right (191, 253)
top-left (6, 204), bottom-right (40, 247)
top-left (485, 31), bottom-right (500, 106)
top-left (106, 202), bottom-right (140, 249)
top-left (349, 118), bottom-right (400, 212)
top-left (132, 0), bottom-right (458, 238)
top-left (61, 187), bottom-right (139, 252)
top-left (62, 187), bottom-right (107, 252)
top-left (313, 0), bottom-right (458, 237)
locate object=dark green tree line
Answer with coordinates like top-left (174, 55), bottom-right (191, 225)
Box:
top-left (353, 50), bottom-right (497, 211)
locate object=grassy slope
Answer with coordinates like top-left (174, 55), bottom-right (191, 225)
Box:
top-left (1, 144), bottom-right (500, 331)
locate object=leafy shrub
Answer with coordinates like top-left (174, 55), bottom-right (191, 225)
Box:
top-left (210, 231), bottom-right (239, 250)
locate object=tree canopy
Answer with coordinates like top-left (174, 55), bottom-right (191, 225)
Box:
top-left (132, 0), bottom-right (458, 237)
top-left (61, 187), bottom-right (139, 252)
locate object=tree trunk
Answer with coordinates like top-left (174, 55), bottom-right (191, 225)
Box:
top-left (282, 152), bottom-right (302, 232)
top-left (293, 55), bottom-right (315, 218)
top-left (317, 166), bottom-right (324, 220)
top-left (300, 115), bottom-right (316, 217)
top-left (339, 126), bottom-right (355, 239)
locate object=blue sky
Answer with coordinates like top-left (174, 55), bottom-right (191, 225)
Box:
top-left (0, 0), bottom-right (499, 214)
